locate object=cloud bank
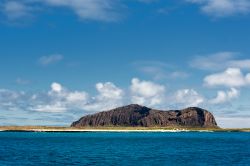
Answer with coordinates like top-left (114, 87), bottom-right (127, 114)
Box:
top-left (1, 76), bottom-right (240, 117)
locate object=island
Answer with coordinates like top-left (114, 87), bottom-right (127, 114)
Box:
top-left (0, 104), bottom-right (250, 132)
top-left (71, 104), bottom-right (217, 128)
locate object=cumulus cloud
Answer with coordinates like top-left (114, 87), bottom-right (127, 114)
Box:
top-left (190, 52), bottom-right (250, 71)
top-left (0, 0), bottom-right (121, 22)
top-left (83, 82), bottom-right (125, 111)
top-left (51, 82), bottom-right (63, 92)
top-left (130, 78), bottom-right (166, 107)
top-left (204, 68), bottom-right (250, 88)
top-left (0, 81), bottom-right (125, 114)
top-left (31, 82), bottom-right (89, 112)
top-left (173, 89), bottom-right (204, 107)
top-left (0, 82), bottom-right (90, 113)
top-left (210, 88), bottom-right (239, 104)
top-left (38, 54), bottom-right (63, 66)
top-left (66, 91), bottom-right (89, 103)
top-left (96, 82), bottom-right (124, 100)
top-left (186, 0), bottom-right (250, 18)
top-left (31, 81), bottom-right (125, 113)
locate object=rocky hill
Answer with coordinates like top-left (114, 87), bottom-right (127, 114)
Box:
top-left (71, 104), bottom-right (218, 128)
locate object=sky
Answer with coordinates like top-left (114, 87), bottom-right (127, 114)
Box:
top-left (0, 0), bottom-right (250, 128)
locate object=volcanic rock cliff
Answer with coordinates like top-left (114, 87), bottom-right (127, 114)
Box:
top-left (71, 104), bottom-right (218, 128)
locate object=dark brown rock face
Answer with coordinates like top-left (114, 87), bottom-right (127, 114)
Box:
top-left (71, 104), bottom-right (218, 128)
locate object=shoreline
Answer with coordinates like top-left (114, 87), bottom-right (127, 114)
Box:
top-left (0, 126), bottom-right (250, 132)
top-left (0, 129), bottom-right (189, 133)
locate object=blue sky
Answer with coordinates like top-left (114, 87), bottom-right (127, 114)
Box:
top-left (1, 0), bottom-right (250, 128)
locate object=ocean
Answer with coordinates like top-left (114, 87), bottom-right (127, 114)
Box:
top-left (0, 132), bottom-right (249, 166)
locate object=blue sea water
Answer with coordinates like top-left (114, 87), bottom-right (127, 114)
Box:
top-left (0, 132), bottom-right (249, 166)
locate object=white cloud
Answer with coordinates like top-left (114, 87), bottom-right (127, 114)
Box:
top-left (1, 0), bottom-right (121, 22)
top-left (51, 82), bottom-right (63, 92)
top-left (210, 88), bottom-right (239, 104)
top-left (190, 52), bottom-right (250, 71)
top-left (0, 89), bottom-right (28, 111)
top-left (96, 82), bottom-right (124, 100)
top-left (38, 54), bottom-right (63, 66)
top-left (131, 78), bottom-right (165, 97)
top-left (173, 89), bottom-right (204, 107)
top-left (187, 0), bottom-right (250, 18)
top-left (31, 103), bottom-right (67, 113)
top-left (204, 68), bottom-right (250, 88)
top-left (130, 78), bottom-right (166, 107)
top-left (0, 81), bottom-right (125, 113)
top-left (43, 0), bottom-right (120, 22)
top-left (66, 91), bottom-right (88, 103)
top-left (0, 89), bottom-right (21, 102)
top-left (82, 82), bottom-right (125, 112)
top-left (31, 82), bottom-right (89, 112)
top-left (2, 1), bottom-right (32, 20)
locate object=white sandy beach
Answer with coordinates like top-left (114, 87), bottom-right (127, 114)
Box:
top-left (0, 128), bottom-right (192, 132)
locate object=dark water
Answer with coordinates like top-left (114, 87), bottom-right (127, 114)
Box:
top-left (0, 132), bottom-right (250, 166)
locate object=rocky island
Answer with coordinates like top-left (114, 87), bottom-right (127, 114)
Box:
top-left (1, 104), bottom-right (250, 132)
top-left (71, 104), bottom-right (218, 128)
